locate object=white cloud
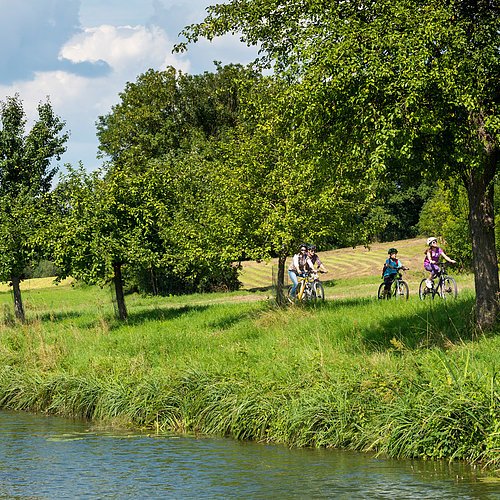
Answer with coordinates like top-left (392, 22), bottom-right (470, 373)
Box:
top-left (61, 24), bottom-right (190, 73)
top-left (0, 0), bottom-right (83, 83)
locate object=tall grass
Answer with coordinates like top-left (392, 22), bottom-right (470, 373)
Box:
top-left (0, 282), bottom-right (498, 472)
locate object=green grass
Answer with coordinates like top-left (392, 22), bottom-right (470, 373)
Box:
top-left (0, 242), bottom-right (497, 472)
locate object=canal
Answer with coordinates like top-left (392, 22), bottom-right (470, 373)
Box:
top-left (0, 410), bottom-right (498, 498)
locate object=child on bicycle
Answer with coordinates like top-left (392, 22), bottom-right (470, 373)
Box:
top-left (424, 237), bottom-right (456, 289)
top-left (382, 248), bottom-right (408, 296)
top-left (288, 244), bottom-right (314, 298)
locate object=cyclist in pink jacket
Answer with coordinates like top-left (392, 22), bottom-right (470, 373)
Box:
top-left (424, 237), bottom-right (456, 289)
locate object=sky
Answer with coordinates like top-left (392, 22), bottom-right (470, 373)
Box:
top-left (0, 0), bottom-right (258, 173)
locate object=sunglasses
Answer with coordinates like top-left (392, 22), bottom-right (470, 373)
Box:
top-left (300, 248), bottom-right (307, 252)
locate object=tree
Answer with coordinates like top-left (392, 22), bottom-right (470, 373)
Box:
top-left (370, 178), bottom-right (435, 242)
top-left (137, 152), bottom-right (243, 294)
top-left (0, 95), bottom-right (67, 322)
top-left (96, 64), bottom-right (258, 170)
top-left (48, 65), bottom-right (255, 320)
top-left (50, 165), bottom-right (160, 321)
top-left (179, 0), bottom-right (500, 328)
top-left (418, 178), bottom-right (500, 271)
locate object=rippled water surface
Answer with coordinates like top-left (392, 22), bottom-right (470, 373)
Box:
top-left (0, 410), bottom-right (498, 499)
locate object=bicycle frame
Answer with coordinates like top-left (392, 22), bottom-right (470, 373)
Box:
top-left (290, 271), bottom-right (323, 302)
top-left (419, 262), bottom-right (457, 300)
top-left (378, 270), bottom-right (409, 300)
top-left (296, 273), bottom-right (314, 301)
top-left (434, 264), bottom-right (453, 296)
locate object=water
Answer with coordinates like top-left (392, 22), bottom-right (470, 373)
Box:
top-left (0, 410), bottom-right (498, 499)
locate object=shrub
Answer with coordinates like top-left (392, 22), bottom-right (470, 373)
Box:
top-left (125, 262), bottom-right (241, 296)
top-left (23, 260), bottom-right (61, 279)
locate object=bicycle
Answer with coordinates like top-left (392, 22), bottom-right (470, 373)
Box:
top-left (377, 269), bottom-right (409, 300)
top-left (418, 262), bottom-right (458, 300)
top-left (287, 271), bottom-right (325, 303)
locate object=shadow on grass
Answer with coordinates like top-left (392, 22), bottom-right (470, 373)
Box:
top-left (66, 304), bottom-right (213, 331)
top-left (118, 305), bottom-right (211, 327)
top-left (361, 297), bottom-right (480, 350)
top-left (29, 305), bottom-right (209, 328)
top-left (120, 304), bottom-right (258, 332)
top-left (289, 296), bottom-right (373, 310)
top-left (206, 310), bottom-right (259, 331)
top-left (321, 279), bottom-right (337, 287)
top-left (245, 285), bottom-right (273, 293)
top-left (35, 311), bottom-right (84, 323)
top-left (246, 280), bottom-right (336, 293)
top-left (302, 294), bottom-right (483, 351)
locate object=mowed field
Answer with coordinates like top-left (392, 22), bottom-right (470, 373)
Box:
top-left (0, 277), bottom-right (74, 293)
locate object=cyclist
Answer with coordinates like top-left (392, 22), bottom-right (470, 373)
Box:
top-left (288, 244), bottom-right (314, 299)
top-left (307, 245), bottom-right (328, 274)
top-left (424, 237), bottom-right (456, 289)
top-left (382, 248), bottom-right (408, 296)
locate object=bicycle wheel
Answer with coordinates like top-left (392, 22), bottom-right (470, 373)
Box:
top-left (303, 284), bottom-right (314, 301)
top-left (419, 279), bottom-right (434, 300)
top-left (287, 285), bottom-right (296, 303)
top-left (440, 276), bottom-right (458, 299)
top-left (395, 280), bottom-right (409, 300)
top-left (313, 282), bottom-right (325, 301)
top-left (377, 282), bottom-right (387, 299)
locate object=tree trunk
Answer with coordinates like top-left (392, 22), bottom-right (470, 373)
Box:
top-left (276, 251), bottom-right (288, 306)
top-left (11, 276), bottom-right (25, 323)
top-left (150, 267), bottom-right (158, 296)
top-left (113, 263), bottom-right (128, 320)
top-left (466, 149), bottom-right (499, 330)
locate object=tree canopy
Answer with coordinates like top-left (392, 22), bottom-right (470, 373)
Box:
top-left (179, 0), bottom-right (500, 328)
top-left (50, 64), bottom-right (263, 318)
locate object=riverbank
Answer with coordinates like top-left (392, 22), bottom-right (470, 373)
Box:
top-left (0, 277), bottom-right (498, 473)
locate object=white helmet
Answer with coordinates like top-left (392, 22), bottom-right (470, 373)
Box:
top-left (427, 237), bottom-right (437, 246)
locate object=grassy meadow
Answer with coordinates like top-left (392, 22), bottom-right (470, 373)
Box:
top-left (0, 239), bottom-right (498, 472)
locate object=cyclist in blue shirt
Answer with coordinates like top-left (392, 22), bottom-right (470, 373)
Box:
top-left (382, 248), bottom-right (408, 296)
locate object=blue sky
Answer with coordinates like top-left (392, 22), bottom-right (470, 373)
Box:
top-left (0, 0), bottom-right (258, 172)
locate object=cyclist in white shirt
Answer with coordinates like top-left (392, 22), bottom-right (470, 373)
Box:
top-left (288, 244), bottom-right (314, 298)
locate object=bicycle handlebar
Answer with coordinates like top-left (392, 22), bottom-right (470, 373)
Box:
top-left (298, 271), bottom-right (323, 279)
top-left (381, 267), bottom-right (409, 280)
top-left (435, 262), bottom-right (454, 276)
